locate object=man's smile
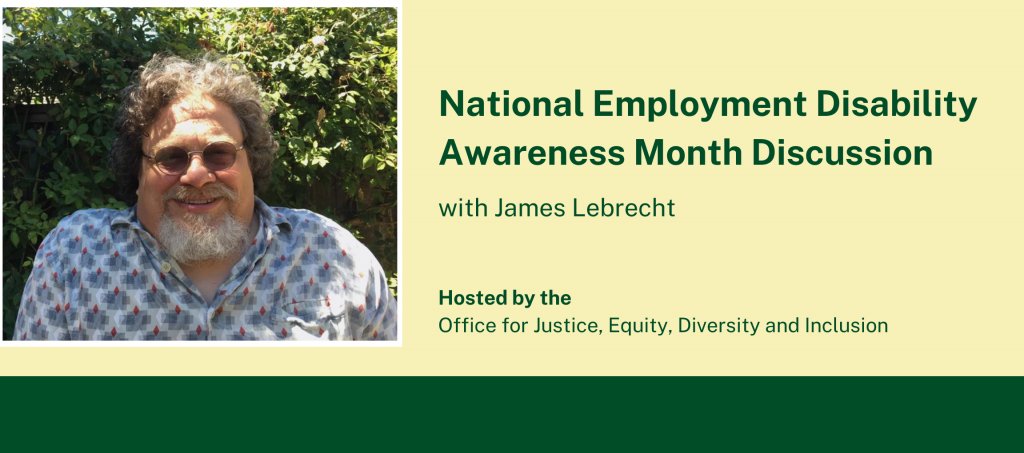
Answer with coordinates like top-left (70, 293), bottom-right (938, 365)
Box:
top-left (162, 183), bottom-right (238, 217)
top-left (171, 197), bottom-right (225, 214)
top-left (181, 198), bottom-right (217, 205)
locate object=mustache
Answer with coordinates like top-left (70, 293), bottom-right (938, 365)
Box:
top-left (163, 184), bottom-right (238, 203)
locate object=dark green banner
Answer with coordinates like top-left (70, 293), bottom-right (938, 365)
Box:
top-left (2, 377), bottom-right (1019, 449)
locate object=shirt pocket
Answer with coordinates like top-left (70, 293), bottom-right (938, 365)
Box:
top-left (270, 298), bottom-right (331, 340)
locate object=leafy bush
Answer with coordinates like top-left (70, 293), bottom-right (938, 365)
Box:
top-left (2, 7), bottom-right (397, 339)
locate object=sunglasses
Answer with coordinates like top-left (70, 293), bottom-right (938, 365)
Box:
top-left (142, 141), bottom-right (244, 176)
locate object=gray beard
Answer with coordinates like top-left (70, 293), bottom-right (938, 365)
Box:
top-left (158, 211), bottom-right (249, 265)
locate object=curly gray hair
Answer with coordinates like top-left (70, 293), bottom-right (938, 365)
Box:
top-left (110, 53), bottom-right (278, 204)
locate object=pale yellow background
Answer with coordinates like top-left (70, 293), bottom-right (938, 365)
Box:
top-left (3, 0), bottom-right (1022, 375)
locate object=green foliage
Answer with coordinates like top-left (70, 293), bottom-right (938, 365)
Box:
top-left (2, 7), bottom-right (398, 340)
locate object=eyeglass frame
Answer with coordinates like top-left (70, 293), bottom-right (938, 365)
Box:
top-left (141, 141), bottom-right (246, 176)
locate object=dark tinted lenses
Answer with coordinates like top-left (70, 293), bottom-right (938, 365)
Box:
top-left (152, 142), bottom-right (238, 174)
top-left (200, 142), bottom-right (238, 170)
top-left (152, 147), bottom-right (190, 174)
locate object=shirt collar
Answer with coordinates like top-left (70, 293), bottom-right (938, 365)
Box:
top-left (110, 205), bottom-right (134, 227)
top-left (111, 196), bottom-right (291, 232)
top-left (254, 197), bottom-right (292, 232)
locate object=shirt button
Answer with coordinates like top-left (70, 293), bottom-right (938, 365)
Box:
top-left (161, 262), bottom-right (171, 273)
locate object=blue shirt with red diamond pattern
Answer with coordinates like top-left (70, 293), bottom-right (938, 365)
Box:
top-left (13, 198), bottom-right (397, 341)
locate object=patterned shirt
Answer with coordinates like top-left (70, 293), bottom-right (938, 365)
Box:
top-left (13, 198), bottom-right (397, 341)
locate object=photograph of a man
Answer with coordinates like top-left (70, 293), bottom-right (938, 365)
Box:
top-left (13, 53), bottom-right (397, 341)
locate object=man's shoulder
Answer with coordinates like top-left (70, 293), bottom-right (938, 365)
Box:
top-left (46, 207), bottom-right (130, 239)
top-left (33, 206), bottom-right (130, 269)
top-left (264, 206), bottom-right (374, 259)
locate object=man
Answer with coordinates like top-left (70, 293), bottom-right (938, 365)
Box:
top-left (13, 54), bottom-right (397, 341)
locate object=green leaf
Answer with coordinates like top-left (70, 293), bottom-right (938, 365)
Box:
top-left (10, 231), bottom-right (19, 247)
top-left (362, 153), bottom-right (374, 169)
top-left (76, 124), bottom-right (89, 135)
top-left (70, 135), bottom-right (80, 147)
top-left (68, 119), bottom-right (77, 132)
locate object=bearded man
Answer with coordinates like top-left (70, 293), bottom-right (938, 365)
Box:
top-left (14, 54), bottom-right (397, 341)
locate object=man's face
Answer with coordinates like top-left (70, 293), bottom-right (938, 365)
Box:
top-left (136, 93), bottom-right (255, 263)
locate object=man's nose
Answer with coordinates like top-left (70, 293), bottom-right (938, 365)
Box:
top-left (177, 153), bottom-right (217, 187)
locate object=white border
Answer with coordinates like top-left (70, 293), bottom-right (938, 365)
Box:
top-left (0, 2), bottom-right (403, 347)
